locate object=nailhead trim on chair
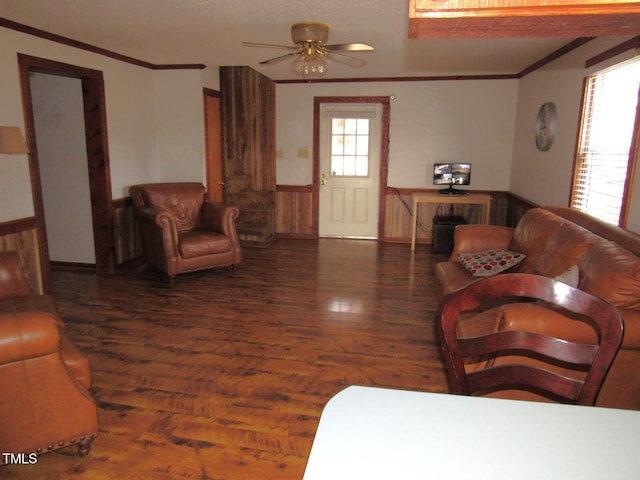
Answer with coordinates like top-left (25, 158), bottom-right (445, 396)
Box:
top-left (13, 433), bottom-right (98, 461)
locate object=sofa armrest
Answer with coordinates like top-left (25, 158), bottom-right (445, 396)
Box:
top-left (449, 225), bottom-right (515, 261)
top-left (202, 202), bottom-right (240, 238)
top-left (0, 251), bottom-right (32, 299)
top-left (0, 311), bottom-right (61, 364)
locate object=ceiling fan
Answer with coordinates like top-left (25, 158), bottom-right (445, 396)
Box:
top-left (242, 22), bottom-right (374, 78)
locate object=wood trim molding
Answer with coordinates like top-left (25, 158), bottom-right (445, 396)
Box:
top-left (112, 197), bottom-right (133, 210)
top-left (0, 216), bottom-right (37, 236)
top-left (1, 17), bottom-right (205, 70)
top-left (275, 74), bottom-right (519, 84)
top-left (276, 184), bottom-right (313, 193)
top-left (203, 87), bottom-right (221, 98)
top-left (585, 35), bottom-right (640, 68)
top-left (517, 37), bottom-right (594, 77)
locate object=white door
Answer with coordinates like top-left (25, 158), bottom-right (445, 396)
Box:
top-left (319, 104), bottom-right (382, 238)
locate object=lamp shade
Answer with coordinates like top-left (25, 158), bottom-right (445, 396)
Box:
top-left (0, 126), bottom-right (29, 154)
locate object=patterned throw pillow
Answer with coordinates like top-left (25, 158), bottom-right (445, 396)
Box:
top-left (459, 248), bottom-right (526, 277)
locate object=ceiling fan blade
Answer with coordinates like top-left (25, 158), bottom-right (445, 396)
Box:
top-left (242, 41), bottom-right (297, 51)
top-left (326, 43), bottom-right (374, 52)
top-left (259, 52), bottom-right (297, 65)
top-left (327, 52), bottom-right (367, 68)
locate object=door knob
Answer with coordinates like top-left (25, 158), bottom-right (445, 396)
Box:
top-left (321, 173), bottom-right (327, 185)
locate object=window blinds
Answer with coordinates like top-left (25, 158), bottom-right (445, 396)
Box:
top-left (571, 57), bottom-right (640, 226)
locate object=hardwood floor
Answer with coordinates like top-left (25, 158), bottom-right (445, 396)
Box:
top-left (1, 239), bottom-right (449, 480)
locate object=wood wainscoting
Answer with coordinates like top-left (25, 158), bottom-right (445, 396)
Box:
top-left (276, 185), bottom-right (534, 242)
top-left (117, 187), bottom-right (536, 256)
top-left (0, 217), bottom-right (43, 294)
top-left (0, 201), bottom-right (141, 292)
top-left (1, 190), bottom-right (536, 288)
top-left (112, 197), bottom-right (142, 266)
top-left (384, 188), bottom-right (510, 244)
top-left (275, 185), bottom-right (315, 238)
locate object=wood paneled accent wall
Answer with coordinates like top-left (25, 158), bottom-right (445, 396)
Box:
top-left (220, 66), bottom-right (277, 246)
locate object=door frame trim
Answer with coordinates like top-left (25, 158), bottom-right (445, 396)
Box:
top-left (203, 87), bottom-right (224, 202)
top-left (313, 96), bottom-right (390, 240)
top-left (18, 54), bottom-right (115, 291)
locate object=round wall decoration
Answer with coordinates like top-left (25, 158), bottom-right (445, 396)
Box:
top-left (535, 102), bottom-right (557, 152)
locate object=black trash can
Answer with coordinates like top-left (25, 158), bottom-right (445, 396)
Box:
top-left (432, 215), bottom-right (467, 253)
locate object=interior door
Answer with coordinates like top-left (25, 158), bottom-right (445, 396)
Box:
top-left (204, 90), bottom-right (224, 202)
top-left (319, 104), bottom-right (382, 238)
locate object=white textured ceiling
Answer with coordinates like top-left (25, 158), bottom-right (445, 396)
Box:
top-left (0, 0), bottom-right (608, 80)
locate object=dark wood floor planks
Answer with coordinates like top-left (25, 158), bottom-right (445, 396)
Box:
top-left (1, 239), bottom-right (449, 479)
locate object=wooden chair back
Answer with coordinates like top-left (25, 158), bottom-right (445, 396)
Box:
top-left (436, 273), bottom-right (624, 406)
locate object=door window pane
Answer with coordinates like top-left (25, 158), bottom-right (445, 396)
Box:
top-left (330, 118), bottom-right (370, 177)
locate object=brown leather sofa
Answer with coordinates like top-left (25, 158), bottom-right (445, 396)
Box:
top-left (129, 183), bottom-right (241, 279)
top-left (435, 207), bottom-right (640, 410)
top-left (0, 251), bottom-right (98, 461)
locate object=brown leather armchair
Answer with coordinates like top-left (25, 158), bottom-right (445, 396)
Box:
top-left (0, 251), bottom-right (98, 462)
top-left (129, 183), bottom-right (241, 279)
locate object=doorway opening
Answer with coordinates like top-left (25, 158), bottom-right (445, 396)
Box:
top-left (18, 54), bottom-right (114, 292)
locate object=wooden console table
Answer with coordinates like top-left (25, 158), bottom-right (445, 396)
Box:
top-left (410, 192), bottom-right (492, 251)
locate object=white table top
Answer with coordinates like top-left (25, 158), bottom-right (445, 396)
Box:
top-left (303, 386), bottom-right (640, 480)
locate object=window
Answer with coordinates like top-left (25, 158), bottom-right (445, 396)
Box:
top-left (570, 57), bottom-right (640, 226)
top-left (330, 118), bottom-right (370, 177)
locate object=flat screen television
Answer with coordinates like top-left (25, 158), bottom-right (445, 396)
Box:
top-left (433, 162), bottom-right (471, 195)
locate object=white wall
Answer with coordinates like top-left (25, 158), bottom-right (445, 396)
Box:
top-left (152, 70), bottom-right (207, 183)
top-left (0, 31), bottom-right (36, 221)
top-left (510, 36), bottom-right (638, 216)
top-left (276, 80), bottom-right (519, 191)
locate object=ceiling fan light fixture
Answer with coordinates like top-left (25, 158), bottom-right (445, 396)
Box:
top-left (244, 21), bottom-right (373, 78)
top-left (291, 52), bottom-right (329, 78)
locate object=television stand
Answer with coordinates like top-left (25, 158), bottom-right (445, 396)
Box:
top-left (438, 186), bottom-right (467, 196)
